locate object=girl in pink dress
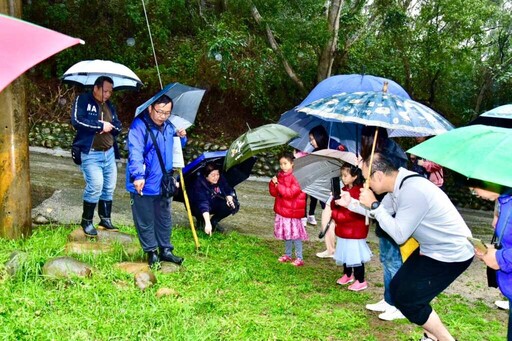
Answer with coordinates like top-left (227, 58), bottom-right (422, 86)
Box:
top-left (269, 152), bottom-right (308, 266)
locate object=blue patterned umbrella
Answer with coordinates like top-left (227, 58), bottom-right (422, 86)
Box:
top-left (279, 74), bottom-right (411, 151)
top-left (297, 91), bottom-right (453, 137)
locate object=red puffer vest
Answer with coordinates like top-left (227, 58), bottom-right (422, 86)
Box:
top-left (331, 184), bottom-right (368, 239)
top-left (269, 170), bottom-right (307, 219)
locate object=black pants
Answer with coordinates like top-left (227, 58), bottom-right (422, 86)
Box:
top-left (307, 196), bottom-right (326, 216)
top-left (192, 197), bottom-right (233, 226)
top-left (344, 264), bottom-right (365, 282)
top-left (390, 248), bottom-right (473, 325)
top-left (130, 193), bottom-right (174, 252)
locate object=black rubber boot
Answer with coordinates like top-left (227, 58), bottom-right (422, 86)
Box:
top-left (81, 201), bottom-right (97, 237)
top-left (147, 250), bottom-right (161, 268)
top-left (159, 248), bottom-right (184, 265)
top-left (98, 200), bottom-right (118, 231)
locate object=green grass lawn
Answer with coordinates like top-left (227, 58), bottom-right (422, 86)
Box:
top-left (0, 225), bottom-right (507, 340)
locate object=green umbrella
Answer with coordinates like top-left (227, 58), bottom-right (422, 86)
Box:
top-left (224, 124), bottom-right (298, 171)
top-left (407, 125), bottom-right (512, 188)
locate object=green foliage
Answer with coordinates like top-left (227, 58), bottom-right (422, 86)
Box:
top-left (20, 0), bottom-right (512, 141)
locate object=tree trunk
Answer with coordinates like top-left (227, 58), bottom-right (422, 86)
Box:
top-left (250, 3), bottom-right (305, 92)
top-left (0, 0), bottom-right (33, 239)
top-left (317, 0), bottom-right (343, 82)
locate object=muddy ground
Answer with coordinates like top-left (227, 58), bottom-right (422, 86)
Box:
top-left (29, 149), bottom-right (507, 313)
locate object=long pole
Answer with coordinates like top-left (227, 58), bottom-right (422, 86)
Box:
top-left (0, 0), bottom-right (32, 239)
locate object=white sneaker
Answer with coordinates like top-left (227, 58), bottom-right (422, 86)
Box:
top-left (378, 306), bottom-right (406, 321)
top-left (365, 299), bottom-right (392, 312)
top-left (495, 300), bottom-right (510, 310)
top-left (419, 333), bottom-right (435, 341)
top-left (307, 215), bottom-right (317, 225)
top-left (315, 250), bottom-right (334, 258)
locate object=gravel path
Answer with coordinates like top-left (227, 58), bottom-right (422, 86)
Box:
top-left (29, 149), bottom-right (504, 308)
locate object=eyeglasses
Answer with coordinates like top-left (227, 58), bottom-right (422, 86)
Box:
top-left (154, 108), bottom-right (171, 116)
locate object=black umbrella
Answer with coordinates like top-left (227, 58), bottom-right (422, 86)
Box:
top-left (174, 151), bottom-right (257, 203)
top-left (467, 104), bottom-right (512, 128)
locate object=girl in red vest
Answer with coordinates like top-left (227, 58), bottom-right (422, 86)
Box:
top-left (269, 152), bottom-right (308, 266)
top-left (326, 164), bottom-right (372, 291)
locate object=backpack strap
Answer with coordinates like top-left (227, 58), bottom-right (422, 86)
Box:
top-left (399, 174), bottom-right (426, 189)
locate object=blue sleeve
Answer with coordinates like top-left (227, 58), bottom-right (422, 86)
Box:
top-left (127, 119), bottom-right (146, 182)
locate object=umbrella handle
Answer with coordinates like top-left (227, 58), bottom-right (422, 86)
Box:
top-left (178, 168), bottom-right (200, 249)
top-left (363, 129), bottom-right (379, 225)
top-left (318, 219), bottom-right (333, 239)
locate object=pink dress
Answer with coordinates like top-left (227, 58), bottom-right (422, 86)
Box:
top-left (274, 214), bottom-right (308, 241)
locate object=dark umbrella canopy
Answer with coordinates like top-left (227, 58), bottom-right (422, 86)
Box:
top-left (174, 151), bottom-right (256, 202)
top-left (135, 82), bottom-right (206, 130)
top-left (467, 104), bottom-right (512, 128)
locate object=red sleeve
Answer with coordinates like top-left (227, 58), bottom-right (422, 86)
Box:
top-left (269, 180), bottom-right (278, 197)
top-left (277, 174), bottom-right (303, 199)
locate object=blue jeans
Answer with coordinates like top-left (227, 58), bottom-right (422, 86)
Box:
top-left (379, 237), bottom-right (403, 306)
top-left (80, 148), bottom-right (117, 203)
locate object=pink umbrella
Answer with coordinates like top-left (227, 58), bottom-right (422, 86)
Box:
top-left (0, 14), bottom-right (84, 92)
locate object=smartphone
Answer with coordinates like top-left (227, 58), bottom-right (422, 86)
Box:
top-left (467, 237), bottom-right (488, 254)
top-left (331, 176), bottom-right (341, 200)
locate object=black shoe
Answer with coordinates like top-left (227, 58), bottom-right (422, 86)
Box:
top-left (81, 219), bottom-right (97, 236)
top-left (159, 248), bottom-right (183, 265)
top-left (81, 201), bottom-right (97, 236)
top-left (211, 219), bottom-right (225, 233)
top-left (98, 200), bottom-right (119, 231)
top-left (147, 250), bottom-right (161, 268)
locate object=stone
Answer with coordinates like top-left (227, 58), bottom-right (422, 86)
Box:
top-left (67, 228), bottom-right (138, 245)
top-left (160, 262), bottom-right (181, 274)
top-left (156, 287), bottom-right (179, 298)
top-left (5, 251), bottom-right (29, 276)
top-left (65, 242), bottom-right (113, 255)
top-left (42, 256), bottom-right (92, 279)
top-left (134, 271), bottom-right (156, 291)
top-left (33, 214), bottom-right (50, 225)
top-left (115, 262), bottom-right (150, 275)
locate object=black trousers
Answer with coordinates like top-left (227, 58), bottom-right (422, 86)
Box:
top-left (390, 248), bottom-right (473, 325)
top-left (192, 197), bottom-right (233, 226)
top-left (130, 193), bottom-right (174, 252)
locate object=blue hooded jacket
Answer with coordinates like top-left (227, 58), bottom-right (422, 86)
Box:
top-left (126, 112), bottom-right (186, 196)
top-left (495, 193), bottom-right (512, 298)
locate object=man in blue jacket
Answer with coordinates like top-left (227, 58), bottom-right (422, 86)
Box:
top-left (126, 94), bottom-right (187, 267)
top-left (71, 76), bottom-right (122, 237)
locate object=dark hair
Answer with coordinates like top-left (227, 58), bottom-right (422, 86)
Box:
top-left (202, 162), bottom-right (220, 177)
top-left (152, 94), bottom-right (174, 107)
top-left (463, 177), bottom-right (507, 194)
top-left (278, 152), bottom-right (294, 163)
top-left (309, 125), bottom-right (329, 151)
top-left (341, 164), bottom-right (364, 186)
top-left (363, 152), bottom-right (399, 175)
top-left (94, 76), bottom-right (114, 88)
top-left (360, 126), bottom-right (389, 161)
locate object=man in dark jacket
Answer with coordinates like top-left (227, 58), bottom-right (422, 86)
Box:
top-left (126, 94), bottom-right (186, 267)
top-left (71, 76), bottom-right (122, 237)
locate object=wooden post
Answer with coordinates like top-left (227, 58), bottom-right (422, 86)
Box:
top-left (0, 0), bottom-right (32, 239)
